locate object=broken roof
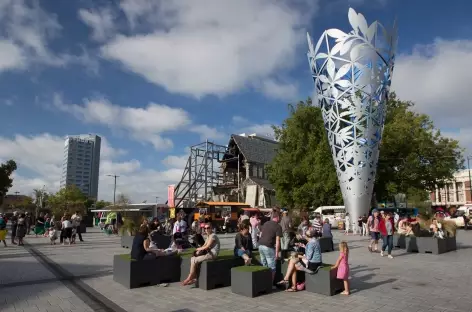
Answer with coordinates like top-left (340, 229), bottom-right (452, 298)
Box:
top-left (230, 134), bottom-right (278, 164)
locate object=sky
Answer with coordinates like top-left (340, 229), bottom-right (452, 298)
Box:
top-left (0, 0), bottom-right (471, 203)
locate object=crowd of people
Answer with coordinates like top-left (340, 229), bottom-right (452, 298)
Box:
top-left (129, 208), bottom-right (351, 294)
top-left (0, 211), bottom-right (84, 247)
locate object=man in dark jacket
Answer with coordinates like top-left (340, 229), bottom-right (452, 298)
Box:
top-left (10, 211), bottom-right (18, 245)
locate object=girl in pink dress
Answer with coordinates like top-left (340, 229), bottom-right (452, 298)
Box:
top-left (332, 241), bottom-right (350, 295)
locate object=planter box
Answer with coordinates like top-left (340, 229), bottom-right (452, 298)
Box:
top-left (231, 266), bottom-right (272, 297)
top-left (198, 257), bottom-right (244, 290)
top-left (405, 236), bottom-right (418, 252)
top-left (253, 253), bottom-right (284, 285)
top-left (319, 237), bottom-right (334, 252)
top-left (417, 236), bottom-right (457, 254)
top-left (113, 254), bottom-right (181, 289)
top-left (393, 234), bottom-right (406, 249)
top-left (121, 235), bottom-right (134, 248)
top-left (305, 266), bottom-right (343, 296)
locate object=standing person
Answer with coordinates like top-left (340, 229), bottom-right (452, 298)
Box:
top-left (71, 211), bottom-right (84, 242)
top-left (116, 212), bottom-right (123, 233)
top-left (223, 213), bottom-right (231, 233)
top-left (0, 213), bottom-right (8, 247)
top-left (312, 215), bottom-right (322, 234)
top-left (298, 216), bottom-right (309, 238)
top-left (332, 241), bottom-right (350, 295)
top-left (279, 209), bottom-right (292, 257)
top-left (25, 212), bottom-right (32, 235)
top-left (10, 211), bottom-right (18, 245)
top-left (35, 212), bottom-right (45, 237)
top-left (357, 216), bottom-right (363, 236)
top-left (250, 213), bottom-right (261, 249)
top-left (361, 214), bottom-right (368, 236)
top-left (61, 215), bottom-right (73, 246)
top-left (379, 213), bottom-right (395, 259)
top-left (16, 214), bottom-right (27, 246)
top-left (368, 210), bottom-right (381, 252)
top-left (258, 212), bottom-right (282, 282)
top-left (344, 213), bottom-right (350, 235)
top-left (322, 218), bottom-right (334, 251)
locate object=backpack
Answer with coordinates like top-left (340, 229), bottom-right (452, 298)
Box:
top-left (0, 218), bottom-right (6, 230)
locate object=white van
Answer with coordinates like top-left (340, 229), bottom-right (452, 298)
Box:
top-left (311, 206), bottom-right (346, 227)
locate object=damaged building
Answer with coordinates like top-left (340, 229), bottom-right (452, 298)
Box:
top-left (213, 133), bottom-right (279, 207)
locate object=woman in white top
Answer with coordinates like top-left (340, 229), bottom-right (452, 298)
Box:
top-left (62, 215), bottom-right (73, 245)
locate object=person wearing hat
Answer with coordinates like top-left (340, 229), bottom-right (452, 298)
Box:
top-left (279, 209), bottom-right (292, 258)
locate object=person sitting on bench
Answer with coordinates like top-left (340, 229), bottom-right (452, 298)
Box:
top-left (131, 224), bottom-right (157, 260)
top-left (181, 222), bottom-right (220, 286)
top-left (234, 222), bottom-right (253, 265)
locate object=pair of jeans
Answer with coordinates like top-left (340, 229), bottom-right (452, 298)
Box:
top-left (258, 245), bottom-right (276, 271)
top-left (382, 235), bottom-right (393, 254)
top-left (235, 249), bottom-right (252, 258)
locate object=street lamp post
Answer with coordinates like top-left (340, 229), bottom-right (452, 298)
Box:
top-left (467, 156), bottom-right (472, 204)
top-left (107, 174), bottom-right (120, 205)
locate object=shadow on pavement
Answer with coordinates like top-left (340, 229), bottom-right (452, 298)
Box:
top-left (350, 273), bottom-right (396, 293)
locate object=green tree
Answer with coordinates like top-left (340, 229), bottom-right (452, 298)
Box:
top-left (375, 94), bottom-right (463, 201)
top-left (266, 98), bottom-right (342, 209)
top-left (0, 160), bottom-right (17, 205)
top-left (95, 200), bottom-right (112, 209)
top-left (48, 185), bottom-right (87, 217)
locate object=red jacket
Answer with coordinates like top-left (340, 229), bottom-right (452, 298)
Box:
top-left (379, 218), bottom-right (395, 236)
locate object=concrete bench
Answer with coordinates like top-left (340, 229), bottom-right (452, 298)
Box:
top-left (305, 265), bottom-right (343, 296)
top-left (180, 249), bottom-right (244, 290)
top-left (417, 236), bottom-right (456, 254)
top-left (405, 236), bottom-right (418, 252)
top-left (393, 234), bottom-right (406, 249)
top-left (113, 254), bottom-right (181, 289)
top-left (231, 266), bottom-right (272, 297)
top-left (120, 235), bottom-right (134, 248)
top-left (319, 237), bottom-right (334, 252)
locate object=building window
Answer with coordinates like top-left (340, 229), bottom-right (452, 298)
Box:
top-left (252, 164), bottom-right (257, 177)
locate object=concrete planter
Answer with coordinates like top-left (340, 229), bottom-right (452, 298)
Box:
top-left (113, 254), bottom-right (181, 289)
top-left (231, 266), bottom-right (272, 297)
top-left (121, 235), bottom-right (134, 249)
top-left (393, 234), bottom-right (406, 249)
top-left (417, 236), bottom-right (457, 254)
top-left (198, 257), bottom-right (244, 290)
top-left (305, 266), bottom-right (343, 296)
top-left (253, 253), bottom-right (284, 285)
top-left (319, 237), bottom-right (334, 252)
top-left (405, 236), bottom-right (418, 252)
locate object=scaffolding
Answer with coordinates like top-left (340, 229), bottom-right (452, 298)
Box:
top-left (173, 141), bottom-right (228, 208)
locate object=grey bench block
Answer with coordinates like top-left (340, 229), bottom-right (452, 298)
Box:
top-left (305, 266), bottom-right (343, 296)
top-left (393, 234), bottom-right (406, 249)
top-left (231, 266), bottom-right (272, 297)
top-left (198, 257), bottom-right (244, 290)
top-left (405, 236), bottom-right (418, 252)
top-left (113, 254), bottom-right (181, 289)
top-left (319, 237), bottom-right (334, 252)
top-left (417, 236), bottom-right (456, 254)
top-left (121, 235), bottom-right (134, 248)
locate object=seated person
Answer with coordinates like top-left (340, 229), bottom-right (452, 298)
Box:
top-left (397, 218), bottom-right (408, 234)
top-left (181, 223), bottom-right (220, 286)
top-left (234, 222), bottom-right (253, 265)
top-left (278, 230), bottom-right (322, 292)
top-left (130, 224), bottom-right (156, 261)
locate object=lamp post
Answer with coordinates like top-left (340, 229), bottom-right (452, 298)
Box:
top-left (107, 174), bottom-right (120, 205)
top-left (467, 156), bottom-right (472, 204)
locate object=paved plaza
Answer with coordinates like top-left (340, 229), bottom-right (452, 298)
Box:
top-left (1, 228), bottom-right (472, 312)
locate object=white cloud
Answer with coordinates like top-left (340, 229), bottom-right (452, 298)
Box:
top-left (392, 39), bottom-right (472, 157)
top-left (100, 0), bottom-right (317, 98)
top-left (78, 7), bottom-right (116, 42)
top-left (0, 134), bottom-right (186, 203)
top-left (162, 154), bottom-right (188, 168)
top-left (231, 116), bottom-right (276, 139)
top-left (259, 79), bottom-right (298, 101)
top-left (0, 0), bottom-right (97, 73)
top-left (190, 125), bottom-right (226, 141)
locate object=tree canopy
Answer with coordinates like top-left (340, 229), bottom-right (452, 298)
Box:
top-left (47, 185), bottom-right (87, 216)
top-left (267, 94), bottom-right (463, 209)
top-left (266, 98), bottom-right (342, 209)
top-left (0, 160), bottom-right (17, 202)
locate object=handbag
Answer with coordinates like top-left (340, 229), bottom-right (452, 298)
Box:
top-left (193, 249), bottom-right (209, 257)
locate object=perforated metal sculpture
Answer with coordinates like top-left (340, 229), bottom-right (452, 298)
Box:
top-left (307, 8), bottom-right (397, 223)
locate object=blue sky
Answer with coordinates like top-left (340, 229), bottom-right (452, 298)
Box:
top-left (0, 0), bottom-right (471, 202)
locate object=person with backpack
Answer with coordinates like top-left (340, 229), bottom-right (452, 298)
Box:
top-left (361, 214), bottom-right (368, 236)
top-left (367, 209), bottom-right (381, 252)
top-left (0, 213), bottom-right (7, 247)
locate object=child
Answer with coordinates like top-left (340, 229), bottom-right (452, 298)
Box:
top-left (48, 228), bottom-right (58, 245)
top-left (332, 241), bottom-right (350, 295)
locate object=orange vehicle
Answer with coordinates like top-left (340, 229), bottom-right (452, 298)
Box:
top-left (194, 201), bottom-right (250, 231)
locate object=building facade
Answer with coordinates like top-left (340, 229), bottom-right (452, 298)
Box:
top-left (213, 133), bottom-right (278, 207)
top-left (60, 134), bottom-right (101, 199)
top-left (430, 170), bottom-right (472, 207)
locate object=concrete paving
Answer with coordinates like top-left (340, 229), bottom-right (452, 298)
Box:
top-left (1, 228), bottom-right (472, 312)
